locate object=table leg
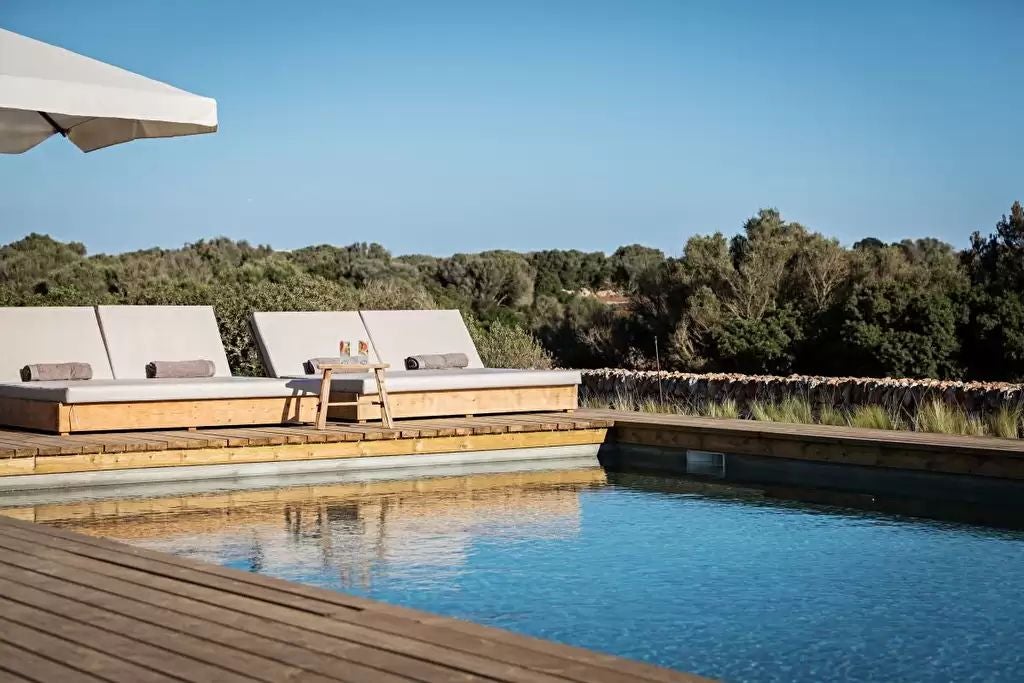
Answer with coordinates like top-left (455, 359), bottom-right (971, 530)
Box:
top-left (375, 367), bottom-right (393, 428)
top-left (316, 367), bottom-right (334, 430)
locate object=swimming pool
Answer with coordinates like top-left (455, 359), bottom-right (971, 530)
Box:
top-left (26, 468), bottom-right (1024, 682)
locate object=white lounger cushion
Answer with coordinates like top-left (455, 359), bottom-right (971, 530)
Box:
top-left (281, 368), bottom-right (582, 394)
top-left (360, 309), bottom-right (484, 368)
top-left (0, 377), bottom-right (320, 404)
top-left (97, 305), bottom-right (232, 379)
top-left (0, 306), bottom-right (113, 382)
top-left (251, 311), bottom-right (378, 378)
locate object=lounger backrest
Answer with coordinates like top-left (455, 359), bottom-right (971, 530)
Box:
top-left (359, 309), bottom-right (484, 369)
top-left (0, 306), bottom-right (114, 382)
top-left (96, 305), bottom-right (232, 379)
top-left (250, 311), bottom-right (379, 377)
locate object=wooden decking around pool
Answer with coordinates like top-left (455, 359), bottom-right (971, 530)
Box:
top-left (0, 515), bottom-right (708, 683)
top-left (0, 413), bottom-right (611, 477)
top-left (4, 407), bottom-right (1024, 480)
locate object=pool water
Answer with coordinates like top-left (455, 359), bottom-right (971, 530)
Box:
top-left (29, 468), bottom-right (1024, 682)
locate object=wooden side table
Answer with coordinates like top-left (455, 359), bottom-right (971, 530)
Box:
top-left (315, 363), bottom-right (393, 429)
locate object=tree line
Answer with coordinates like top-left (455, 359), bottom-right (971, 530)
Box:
top-left (2, 201), bottom-right (1023, 381)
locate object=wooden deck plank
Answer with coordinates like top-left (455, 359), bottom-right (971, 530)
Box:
top-left (0, 591), bottom-right (259, 683)
top-left (65, 432), bottom-right (169, 453)
top-left (0, 616), bottom-right (180, 683)
top-left (0, 545), bottom-right (622, 683)
top-left (209, 428), bottom-right (288, 447)
top-left (436, 417), bottom-right (510, 435)
top-left (390, 419), bottom-right (461, 437)
top-left (40, 434), bottom-right (112, 455)
top-left (394, 418), bottom-right (471, 437)
top-left (0, 519), bottom-right (654, 683)
top-left (240, 427), bottom-right (311, 445)
top-left (0, 435), bottom-right (87, 456)
top-left (507, 414), bottom-right (575, 431)
top-left (321, 423), bottom-right (399, 441)
top-left (0, 552), bottom-right (457, 683)
top-left (0, 437), bottom-right (38, 457)
top-left (0, 412), bottom-right (596, 460)
top-left (189, 428), bottom-right (254, 447)
top-left (0, 570), bottom-right (405, 683)
top-left (0, 639), bottom-right (108, 683)
top-left (0, 516), bottom-right (706, 683)
top-left (158, 429), bottom-right (229, 448)
top-left (0, 532), bottom-right (583, 683)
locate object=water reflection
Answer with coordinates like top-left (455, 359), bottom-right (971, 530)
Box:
top-left (5, 467), bottom-right (1023, 681)
top-left (7, 468), bottom-right (607, 591)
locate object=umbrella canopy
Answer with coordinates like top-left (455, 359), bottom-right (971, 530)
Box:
top-left (0, 28), bottom-right (217, 153)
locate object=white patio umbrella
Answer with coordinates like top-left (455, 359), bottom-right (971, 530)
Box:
top-left (0, 27), bottom-right (217, 153)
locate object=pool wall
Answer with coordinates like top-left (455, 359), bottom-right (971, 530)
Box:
top-left (0, 443), bottom-right (601, 491)
top-left (594, 409), bottom-right (1024, 480)
top-left (599, 441), bottom-right (1024, 526)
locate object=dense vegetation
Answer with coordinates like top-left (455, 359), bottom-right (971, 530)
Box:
top-left (2, 201), bottom-right (1023, 381)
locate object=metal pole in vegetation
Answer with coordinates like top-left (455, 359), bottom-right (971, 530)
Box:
top-left (654, 336), bottom-right (664, 404)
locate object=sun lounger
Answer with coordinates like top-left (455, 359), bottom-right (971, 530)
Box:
top-left (251, 309), bottom-right (580, 420)
top-left (0, 306), bottom-right (319, 433)
top-left (0, 306), bottom-right (114, 383)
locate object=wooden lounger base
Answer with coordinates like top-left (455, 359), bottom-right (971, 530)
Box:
top-left (0, 396), bottom-right (318, 434)
top-left (328, 385), bottom-right (578, 422)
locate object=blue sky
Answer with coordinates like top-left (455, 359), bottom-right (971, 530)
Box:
top-left (1, 0), bottom-right (1021, 256)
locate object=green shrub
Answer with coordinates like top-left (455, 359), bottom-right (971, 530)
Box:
top-left (750, 400), bottom-right (775, 422)
top-left (987, 406), bottom-right (1021, 439)
top-left (705, 399), bottom-right (740, 419)
top-left (749, 397), bottom-right (813, 424)
top-left (914, 399), bottom-right (988, 436)
top-left (357, 279), bottom-right (436, 310)
top-left (638, 397), bottom-right (662, 414)
top-left (610, 389), bottom-right (638, 412)
top-left (817, 405), bottom-right (849, 426)
top-left (465, 315), bottom-right (552, 369)
top-left (778, 396), bottom-right (813, 424)
top-left (850, 404), bottom-right (900, 430)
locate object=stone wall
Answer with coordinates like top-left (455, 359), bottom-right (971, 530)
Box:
top-left (580, 369), bottom-right (1024, 414)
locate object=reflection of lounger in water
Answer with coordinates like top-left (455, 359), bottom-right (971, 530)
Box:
top-left (251, 308), bottom-right (581, 420)
top-left (18, 468), bottom-right (606, 587)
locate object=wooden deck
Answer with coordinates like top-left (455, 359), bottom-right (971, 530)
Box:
top-left (578, 408), bottom-right (1024, 479)
top-left (3, 406), bottom-right (1024, 481)
top-left (0, 413), bottom-right (611, 478)
top-left (0, 515), bottom-right (707, 683)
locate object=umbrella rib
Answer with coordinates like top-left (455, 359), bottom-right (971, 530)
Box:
top-left (37, 111), bottom-right (69, 136)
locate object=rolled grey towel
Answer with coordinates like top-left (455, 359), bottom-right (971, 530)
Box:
top-left (20, 362), bottom-right (93, 382)
top-left (405, 352), bottom-right (470, 370)
top-left (304, 355), bottom-right (368, 374)
top-left (146, 359), bottom-right (216, 379)
top-left (441, 352), bottom-right (470, 369)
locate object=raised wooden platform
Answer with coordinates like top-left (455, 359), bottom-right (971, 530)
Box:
top-left (0, 413), bottom-right (610, 478)
top-left (0, 515), bottom-right (707, 683)
top-left (4, 407), bottom-right (1024, 482)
